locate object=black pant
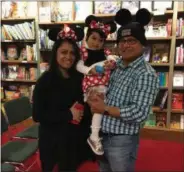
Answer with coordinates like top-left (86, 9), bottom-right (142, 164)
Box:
top-left (38, 125), bottom-right (81, 172)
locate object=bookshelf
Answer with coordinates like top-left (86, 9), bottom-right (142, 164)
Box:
top-left (1, 18), bottom-right (40, 102)
top-left (1, 1), bottom-right (184, 141)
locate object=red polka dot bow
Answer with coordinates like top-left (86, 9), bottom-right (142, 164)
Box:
top-left (57, 27), bottom-right (77, 40)
top-left (90, 20), bottom-right (111, 36)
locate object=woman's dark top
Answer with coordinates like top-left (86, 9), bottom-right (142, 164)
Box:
top-left (32, 70), bottom-right (94, 170)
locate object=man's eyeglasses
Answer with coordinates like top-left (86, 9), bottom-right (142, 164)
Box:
top-left (119, 38), bottom-right (138, 45)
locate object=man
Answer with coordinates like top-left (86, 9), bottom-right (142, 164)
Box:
top-left (87, 8), bottom-right (159, 172)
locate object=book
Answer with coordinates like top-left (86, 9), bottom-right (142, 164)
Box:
top-left (160, 90), bottom-right (168, 109)
top-left (39, 7), bottom-right (51, 22)
top-left (175, 44), bottom-right (184, 64)
top-left (172, 93), bottom-right (184, 109)
top-left (180, 115), bottom-right (184, 130)
top-left (156, 113), bottom-right (167, 128)
top-left (173, 72), bottom-right (184, 87)
top-left (145, 111), bottom-right (156, 127)
top-left (170, 115), bottom-right (181, 129)
top-left (152, 44), bottom-right (170, 63)
top-left (95, 1), bottom-right (121, 14)
top-left (74, 1), bottom-right (92, 21)
top-left (122, 1), bottom-right (139, 14)
top-left (50, 1), bottom-right (73, 22)
top-left (140, 2), bottom-right (152, 12)
top-left (1, 2), bottom-right (38, 19)
top-left (7, 45), bottom-right (18, 60)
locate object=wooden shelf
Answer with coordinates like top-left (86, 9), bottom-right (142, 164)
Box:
top-left (141, 126), bottom-right (184, 142)
top-left (150, 63), bottom-right (170, 66)
top-left (1, 18), bottom-right (35, 22)
top-left (171, 109), bottom-right (184, 114)
top-left (159, 86), bottom-right (168, 90)
top-left (174, 64), bottom-right (184, 67)
top-left (176, 37), bottom-right (184, 40)
top-left (94, 14), bottom-right (115, 17)
top-left (177, 10), bottom-right (184, 13)
top-left (39, 21), bottom-right (85, 25)
top-left (165, 10), bottom-right (174, 14)
top-left (152, 107), bottom-right (167, 113)
top-left (164, 10), bottom-right (184, 14)
top-left (1, 40), bottom-right (35, 43)
top-left (143, 126), bottom-right (184, 132)
top-left (172, 87), bottom-right (184, 90)
top-left (1, 79), bottom-right (37, 83)
top-left (1, 60), bottom-right (37, 64)
top-left (147, 37), bottom-right (172, 40)
top-left (1, 99), bottom-right (8, 102)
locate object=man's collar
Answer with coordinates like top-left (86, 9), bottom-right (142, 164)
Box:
top-left (117, 55), bottom-right (144, 69)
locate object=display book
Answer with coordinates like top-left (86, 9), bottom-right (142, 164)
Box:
top-left (1, 18), bottom-right (39, 103)
top-left (1, 1), bottom-right (184, 135)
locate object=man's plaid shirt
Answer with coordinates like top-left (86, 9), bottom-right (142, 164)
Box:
top-left (102, 56), bottom-right (159, 135)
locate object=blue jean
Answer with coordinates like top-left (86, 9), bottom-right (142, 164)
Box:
top-left (98, 134), bottom-right (139, 172)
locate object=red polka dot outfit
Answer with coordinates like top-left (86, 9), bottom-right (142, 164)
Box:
top-left (81, 46), bottom-right (112, 93)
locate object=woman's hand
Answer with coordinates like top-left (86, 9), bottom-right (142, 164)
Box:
top-left (70, 102), bottom-right (84, 123)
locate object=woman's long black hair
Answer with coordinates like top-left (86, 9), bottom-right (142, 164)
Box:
top-left (49, 38), bottom-right (81, 77)
top-left (47, 26), bottom-right (84, 78)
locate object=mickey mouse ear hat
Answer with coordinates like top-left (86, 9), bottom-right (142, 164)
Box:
top-left (85, 15), bottom-right (117, 38)
top-left (48, 25), bottom-right (84, 42)
top-left (115, 8), bottom-right (152, 45)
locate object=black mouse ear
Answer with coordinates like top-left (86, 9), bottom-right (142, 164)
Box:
top-left (48, 28), bottom-right (62, 41)
top-left (85, 15), bottom-right (99, 27)
top-left (106, 21), bottom-right (117, 33)
top-left (115, 8), bottom-right (132, 26)
top-left (72, 26), bottom-right (84, 42)
top-left (136, 8), bottom-right (152, 26)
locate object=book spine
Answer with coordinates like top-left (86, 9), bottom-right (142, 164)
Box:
top-left (160, 90), bottom-right (168, 109)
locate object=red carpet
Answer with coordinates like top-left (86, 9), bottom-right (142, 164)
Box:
top-left (78, 139), bottom-right (184, 172)
top-left (1, 123), bottom-right (184, 171)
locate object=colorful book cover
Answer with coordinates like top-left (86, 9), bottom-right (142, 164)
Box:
top-left (172, 93), bottom-right (184, 109)
top-left (39, 7), bottom-right (51, 22)
top-left (51, 2), bottom-right (73, 22)
top-left (156, 113), bottom-right (167, 128)
top-left (122, 1), bottom-right (139, 14)
top-left (170, 115), bottom-right (181, 129)
top-left (173, 72), bottom-right (184, 87)
top-left (74, 1), bottom-right (92, 21)
top-left (95, 1), bottom-right (121, 14)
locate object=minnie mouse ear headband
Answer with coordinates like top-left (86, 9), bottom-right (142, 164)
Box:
top-left (48, 25), bottom-right (84, 42)
top-left (115, 8), bottom-right (152, 46)
top-left (85, 15), bottom-right (117, 37)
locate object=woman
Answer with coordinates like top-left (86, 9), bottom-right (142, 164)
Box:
top-left (32, 25), bottom-right (92, 172)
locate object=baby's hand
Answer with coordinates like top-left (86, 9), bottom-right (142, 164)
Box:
top-left (88, 67), bottom-right (98, 75)
top-left (104, 60), bottom-right (116, 70)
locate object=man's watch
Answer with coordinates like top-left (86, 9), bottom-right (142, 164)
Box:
top-left (104, 106), bottom-right (109, 116)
